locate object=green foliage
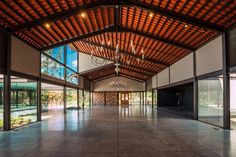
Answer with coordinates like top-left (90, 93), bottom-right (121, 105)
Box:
top-left (0, 119), bottom-right (3, 130)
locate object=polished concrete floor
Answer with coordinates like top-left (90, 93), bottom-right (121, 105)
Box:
top-left (0, 105), bottom-right (236, 157)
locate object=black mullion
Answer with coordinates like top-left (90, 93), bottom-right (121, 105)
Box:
top-left (42, 52), bottom-right (65, 66)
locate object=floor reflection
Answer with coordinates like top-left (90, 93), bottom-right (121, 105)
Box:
top-left (0, 104), bottom-right (235, 157)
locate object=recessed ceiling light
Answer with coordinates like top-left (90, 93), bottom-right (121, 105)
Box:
top-left (45, 23), bottom-right (50, 28)
top-left (149, 13), bottom-right (154, 18)
top-left (184, 24), bottom-right (188, 28)
top-left (81, 12), bottom-right (86, 18)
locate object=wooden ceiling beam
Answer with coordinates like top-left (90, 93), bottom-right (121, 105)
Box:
top-left (121, 0), bottom-right (224, 33)
top-left (40, 26), bottom-right (115, 51)
top-left (8, 0), bottom-right (116, 34)
top-left (119, 26), bottom-right (194, 51)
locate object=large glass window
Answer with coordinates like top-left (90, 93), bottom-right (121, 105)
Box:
top-left (41, 83), bottom-right (64, 113)
top-left (198, 75), bottom-right (223, 127)
top-left (11, 76), bottom-right (37, 128)
top-left (66, 87), bottom-right (77, 109)
top-left (129, 92), bottom-right (141, 105)
top-left (41, 54), bottom-right (65, 80)
top-left (66, 45), bottom-right (78, 72)
top-left (153, 90), bottom-right (157, 108)
top-left (230, 73), bottom-right (236, 129)
top-left (84, 90), bottom-right (90, 107)
top-left (44, 46), bottom-right (64, 63)
top-left (0, 75), bottom-right (3, 130)
top-left (146, 91), bottom-right (152, 106)
top-left (66, 68), bottom-right (78, 85)
top-left (79, 89), bottom-right (83, 108)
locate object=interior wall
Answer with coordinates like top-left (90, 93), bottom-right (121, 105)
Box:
top-left (157, 68), bottom-right (169, 87)
top-left (146, 78), bottom-right (152, 91)
top-left (196, 36), bottom-right (223, 76)
top-left (228, 28), bottom-right (236, 67)
top-left (152, 75), bottom-right (157, 88)
top-left (92, 76), bottom-right (144, 91)
top-left (170, 53), bottom-right (193, 83)
top-left (11, 36), bottom-right (40, 77)
top-left (79, 52), bottom-right (113, 73)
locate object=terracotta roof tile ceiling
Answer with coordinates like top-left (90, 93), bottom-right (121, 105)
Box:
top-left (0, 0), bottom-right (235, 81)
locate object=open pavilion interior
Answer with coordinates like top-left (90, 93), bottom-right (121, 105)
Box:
top-left (0, 0), bottom-right (236, 157)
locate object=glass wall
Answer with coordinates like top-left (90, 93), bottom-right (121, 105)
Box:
top-left (41, 45), bottom-right (79, 85)
top-left (41, 83), bottom-right (64, 112)
top-left (66, 68), bottom-right (78, 85)
top-left (11, 76), bottom-right (37, 128)
top-left (66, 87), bottom-right (77, 109)
top-left (198, 75), bottom-right (224, 127)
top-left (146, 91), bottom-right (152, 106)
top-left (153, 90), bottom-right (157, 108)
top-left (66, 45), bottom-right (78, 72)
top-left (0, 75), bottom-right (3, 130)
top-left (230, 73), bottom-right (236, 129)
top-left (41, 54), bottom-right (65, 80)
top-left (79, 89), bottom-right (83, 108)
top-left (129, 92), bottom-right (141, 105)
top-left (44, 46), bottom-right (64, 63)
top-left (84, 90), bottom-right (90, 107)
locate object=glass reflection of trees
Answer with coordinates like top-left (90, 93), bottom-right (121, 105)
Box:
top-left (41, 55), bottom-right (65, 80)
top-left (41, 90), bottom-right (64, 111)
top-left (10, 77), bottom-right (37, 128)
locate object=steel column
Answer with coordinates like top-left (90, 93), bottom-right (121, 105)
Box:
top-left (222, 33), bottom-right (230, 129)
